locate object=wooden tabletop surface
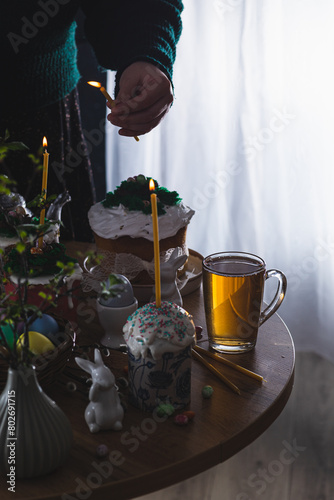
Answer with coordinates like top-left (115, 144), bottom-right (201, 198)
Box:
top-left (0, 242), bottom-right (295, 500)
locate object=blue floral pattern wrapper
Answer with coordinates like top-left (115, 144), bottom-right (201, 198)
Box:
top-left (127, 345), bottom-right (192, 412)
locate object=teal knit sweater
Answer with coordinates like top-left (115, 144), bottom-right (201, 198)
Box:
top-left (1, 0), bottom-right (183, 114)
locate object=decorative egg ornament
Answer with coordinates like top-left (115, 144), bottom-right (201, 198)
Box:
top-left (98, 274), bottom-right (135, 308)
top-left (17, 331), bottom-right (55, 356)
top-left (0, 320), bottom-right (15, 349)
top-left (29, 314), bottom-right (59, 337)
top-left (97, 274), bottom-right (138, 348)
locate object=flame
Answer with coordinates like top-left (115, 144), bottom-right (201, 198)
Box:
top-left (87, 81), bottom-right (102, 88)
top-left (149, 179), bottom-right (155, 191)
top-left (42, 136), bottom-right (47, 148)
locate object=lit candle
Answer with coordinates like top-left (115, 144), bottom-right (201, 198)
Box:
top-left (87, 80), bottom-right (115, 107)
top-left (87, 81), bottom-right (139, 142)
top-left (149, 179), bottom-right (161, 307)
top-left (38, 136), bottom-right (49, 248)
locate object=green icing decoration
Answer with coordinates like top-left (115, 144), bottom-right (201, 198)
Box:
top-left (0, 208), bottom-right (42, 238)
top-left (4, 243), bottom-right (77, 277)
top-left (102, 176), bottom-right (181, 215)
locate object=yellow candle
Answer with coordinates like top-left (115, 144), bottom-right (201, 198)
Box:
top-left (192, 349), bottom-right (241, 395)
top-left (88, 81), bottom-right (115, 107)
top-left (38, 136), bottom-right (49, 248)
top-left (149, 179), bottom-right (161, 307)
top-left (193, 345), bottom-right (265, 382)
top-left (87, 81), bottom-right (139, 141)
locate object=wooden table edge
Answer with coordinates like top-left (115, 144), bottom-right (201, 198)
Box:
top-left (40, 329), bottom-right (295, 500)
top-left (44, 372), bottom-right (295, 500)
top-left (87, 317), bottom-right (296, 500)
top-left (12, 244), bottom-right (296, 500)
top-left (24, 353), bottom-right (295, 500)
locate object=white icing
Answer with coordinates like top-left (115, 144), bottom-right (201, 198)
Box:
top-left (0, 235), bottom-right (20, 249)
top-left (10, 274), bottom-right (54, 285)
top-left (123, 301), bottom-right (195, 360)
top-left (10, 263), bottom-right (83, 309)
top-left (88, 202), bottom-right (194, 241)
top-left (0, 222), bottom-right (59, 249)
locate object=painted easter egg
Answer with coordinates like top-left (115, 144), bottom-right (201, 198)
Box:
top-left (0, 320), bottom-right (15, 349)
top-left (98, 274), bottom-right (135, 308)
top-left (29, 314), bottom-right (59, 337)
top-left (17, 331), bottom-right (55, 355)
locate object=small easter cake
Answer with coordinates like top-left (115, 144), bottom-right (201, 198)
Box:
top-left (4, 242), bottom-right (77, 279)
top-left (88, 175), bottom-right (195, 285)
top-left (1, 189), bottom-right (82, 321)
top-left (4, 242), bottom-right (82, 321)
top-left (123, 301), bottom-right (196, 411)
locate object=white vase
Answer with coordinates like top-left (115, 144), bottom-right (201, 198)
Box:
top-left (0, 365), bottom-right (72, 478)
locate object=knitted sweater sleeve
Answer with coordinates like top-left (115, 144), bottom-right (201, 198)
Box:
top-left (80, 0), bottom-right (183, 88)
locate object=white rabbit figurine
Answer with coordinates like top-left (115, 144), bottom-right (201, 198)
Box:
top-left (152, 248), bottom-right (188, 306)
top-left (75, 349), bottom-right (124, 433)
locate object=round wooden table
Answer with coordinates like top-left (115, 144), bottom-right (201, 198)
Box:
top-left (1, 245), bottom-right (295, 500)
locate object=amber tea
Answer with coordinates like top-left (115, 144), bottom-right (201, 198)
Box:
top-left (202, 252), bottom-right (287, 353)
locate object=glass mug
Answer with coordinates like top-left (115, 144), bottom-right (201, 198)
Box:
top-left (202, 252), bottom-right (287, 354)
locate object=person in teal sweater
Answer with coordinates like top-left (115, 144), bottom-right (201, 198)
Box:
top-left (0, 0), bottom-right (184, 241)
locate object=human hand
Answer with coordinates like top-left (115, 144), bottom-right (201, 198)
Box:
top-left (107, 62), bottom-right (173, 138)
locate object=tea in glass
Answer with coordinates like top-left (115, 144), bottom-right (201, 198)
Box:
top-left (202, 252), bottom-right (287, 353)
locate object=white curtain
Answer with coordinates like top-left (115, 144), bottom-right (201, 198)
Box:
top-left (106, 0), bottom-right (334, 360)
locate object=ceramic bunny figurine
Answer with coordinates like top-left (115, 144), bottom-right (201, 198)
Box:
top-left (75, 349), bottom-right (124, 433)
top-left (152, 248), bottom-right (188, 306)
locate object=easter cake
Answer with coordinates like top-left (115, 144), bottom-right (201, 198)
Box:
top-left (123, 301), bottom-right (196, 411)
top-left (87, 175), bottom-right (195, 285)
top-left (3, 240), bottom-right (82, 322)
top-left (1, 190), bottom-right (80, 335)
top-left (4, 241), bottom-right (77, 278)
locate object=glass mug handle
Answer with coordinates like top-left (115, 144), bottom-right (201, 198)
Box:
top-left (259, 269), bottom-right (287, 326)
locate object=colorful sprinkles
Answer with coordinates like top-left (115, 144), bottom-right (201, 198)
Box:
top-left (123, 301), bottom-right (195, 348)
